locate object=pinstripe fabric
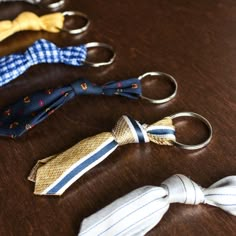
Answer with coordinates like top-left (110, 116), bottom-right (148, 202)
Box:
top-left (0, 39), bottom-right (87, 87)
top-left (28, 115), bottom-right (176, 196)
top-left (79, 175), bottom-right (236, 236)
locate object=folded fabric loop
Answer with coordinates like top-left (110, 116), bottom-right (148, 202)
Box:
top-left (112, 115), bottom-right (150, 145)
top-left (112, 115), bottom-right (175, 146)
top-left (102, 78), bottom-right (142, 98)
top-left (24, 39), bottom-right (87, 65)
top-left (0, 78), bottom-right (142, 138)
top-left (0, 12), bottom-right (64, 42)
top-left (0, 39), bottom-right (87, 87)
top-left (78, 174), bottom-right (236, 236)
top-left (28, 115), bottom-right (176, 196)
top-left (71, 78), bottom-right (142, 98)
top-left (203, 176), bottom-right (236, 214)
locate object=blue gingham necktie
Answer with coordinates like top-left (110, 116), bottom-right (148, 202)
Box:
top-left (78, 174), bottom-right (236, 236)
top-left (0, 78), bottom-right (141, 138)
top-left (0, 39), bottom-right (87, 87)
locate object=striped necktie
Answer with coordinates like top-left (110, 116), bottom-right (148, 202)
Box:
top-left (78, 174), bottom-right (236, 236)
top-left (0, 78), bottom-right (141, 138)
top-left (0, 39), bottom-right (87, 87)
top-left (28, 115), bottom-right (176, 196)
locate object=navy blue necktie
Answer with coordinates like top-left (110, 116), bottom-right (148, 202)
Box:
top-left (0, 78), bottom-right (141, 138)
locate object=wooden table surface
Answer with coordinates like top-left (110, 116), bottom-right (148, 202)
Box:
top-left (0, 0), bottom-right (235, 235)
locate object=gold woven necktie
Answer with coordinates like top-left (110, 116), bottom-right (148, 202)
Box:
top-left (0, 12), bottom-right (64, 42)
top-left (28, 115), bottom-right (176, 196)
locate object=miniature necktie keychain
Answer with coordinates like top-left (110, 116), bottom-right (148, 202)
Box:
top-left (28, 113), bottom-right (212, 196)
top-left (0, 0), bottom-right (65, 10)
top-left (0, 39), bottom-right (115, 86)
top-left (0, 11), bottom-right (89, 42)
top-left (78, 174), bottom-right (236, 236)
top-left (0, 72), bottom-right (177, 138)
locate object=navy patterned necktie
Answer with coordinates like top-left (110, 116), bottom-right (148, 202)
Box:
top-left (0, 78), bottom-right (141, 138)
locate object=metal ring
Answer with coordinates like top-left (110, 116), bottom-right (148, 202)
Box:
top-left (57, 11), bottom-right (90, 34)
top-left (40, 0), bottom-right (65, 9)
top-left (83, 42), bottom-right (116, 67)
top-left (138, 72), bottom-right (177, 104)
top-left (169, 112), bottom-right (213, 150)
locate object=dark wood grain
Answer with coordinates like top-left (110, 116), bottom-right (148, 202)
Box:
top-left (0, 0), bottom-right (235, 235)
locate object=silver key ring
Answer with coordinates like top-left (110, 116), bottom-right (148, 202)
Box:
top-left (57, 11), bottom-right (90, 35)
top-left (138, 72), bottom-right (177, 104)
top-left (170, 112), bottom-right (213, 150)
top-left (40, 0), bottom-right (64, 9)
top-left (83, 42), bottom-right (116, 67)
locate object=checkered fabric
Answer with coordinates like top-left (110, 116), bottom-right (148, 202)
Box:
top-left (0, 39), bottom-right (87, 87)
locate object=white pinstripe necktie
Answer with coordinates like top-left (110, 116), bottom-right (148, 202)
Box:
top-left (78, 174), bottom-right (236, 236)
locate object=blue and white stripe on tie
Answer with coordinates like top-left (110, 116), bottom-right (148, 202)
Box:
top-left (43, 138), bottom-right (118, 195)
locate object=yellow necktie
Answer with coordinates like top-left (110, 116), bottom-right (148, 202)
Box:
top-left (28, 115), bottom-right (176, 196)
top-left (0, 11), bottom-right (64, 42)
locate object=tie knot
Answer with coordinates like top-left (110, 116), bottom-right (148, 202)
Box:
top-left (12, 12), bottom-right (64, 32)
top-left (112, 116), bottom-right (149, 145)
top-left (13, 12), bottom-right (42, 31)
top-left (71, 79), bottom-right (103, 95)
top-left (0, 12), bottom-right (64, 42)
top-left (112, 116), bottom-right (176, 145)
top-left (24, 39), bottom-right (87, 66)
top-left (162, 174), bottom-right (205, 205)
top-left (25, 39), bottom-right (59, 65)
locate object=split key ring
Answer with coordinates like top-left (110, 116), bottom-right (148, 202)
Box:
top-left (170, 112), bottom-right (213, 150)
top-left (138, 71), bottom-right (177, 104)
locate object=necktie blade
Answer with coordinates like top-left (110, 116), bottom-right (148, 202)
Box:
top-left (0, 86), bottom-right (74, 138)
top-left (0, 12), bottom-right (64, 42)
top-left (32, 132), bottom-right (118, 195)
top-left (0, 20), bottom-right (12, 30)
top-left (78, 186), bottom-right (168, 236)
top-left (29, 115), bottom-right (175, 196)
top-left (0, 20), bottom-right (18, 41)
top-left (78, 175), bottom-right (236, 236)
top-left (0, 39), bottom-right (87, 87)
